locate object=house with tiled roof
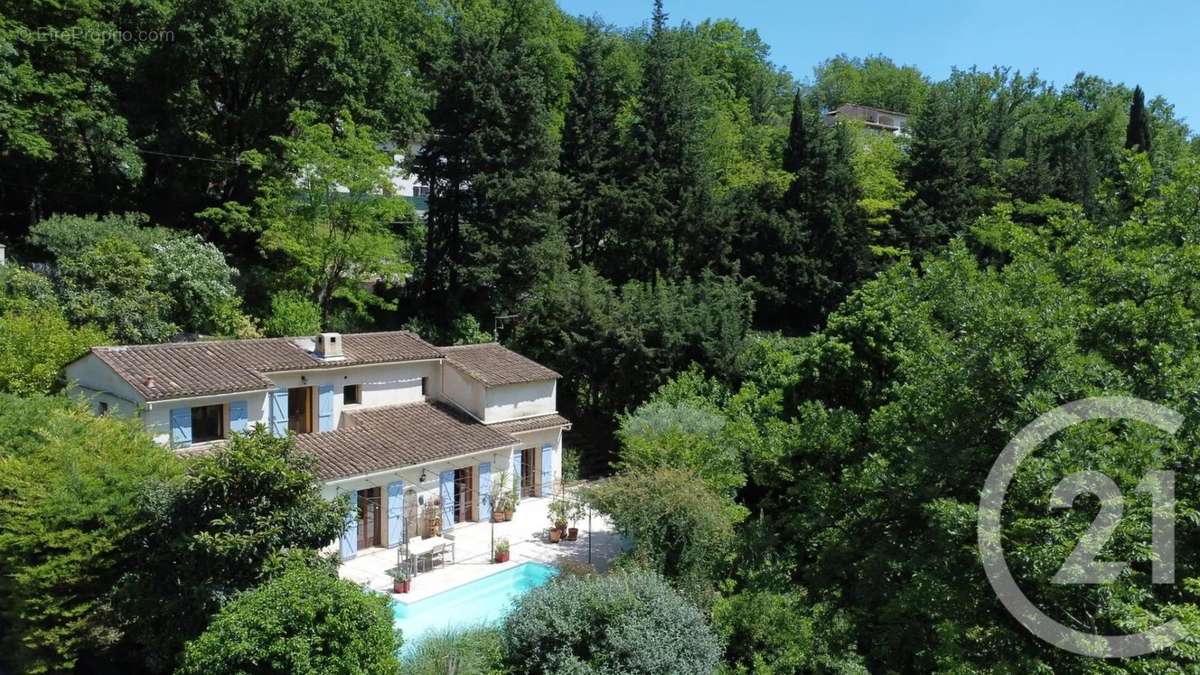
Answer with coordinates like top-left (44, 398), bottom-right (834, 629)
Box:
top-left (65, 331), bottom-right (569, 561)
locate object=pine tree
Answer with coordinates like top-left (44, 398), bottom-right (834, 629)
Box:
top-left (1125, 84), bottom-right (1152, 154)
top-left (416, 8), bottom-right (567, 327)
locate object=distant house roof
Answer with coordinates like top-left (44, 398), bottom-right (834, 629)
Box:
top-left (87, 331), bottom-right (442, 402)
top-left (440, 343), bottom-right (560, 386)
top-left (298, 401), bottom-right (519, 480)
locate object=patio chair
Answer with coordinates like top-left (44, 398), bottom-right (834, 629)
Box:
top-left (428, 544), bottom-right (448, 570)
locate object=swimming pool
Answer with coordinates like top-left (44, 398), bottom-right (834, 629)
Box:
top-left (394, 562), bottom-right (557, 648)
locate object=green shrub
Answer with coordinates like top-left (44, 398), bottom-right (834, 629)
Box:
top-left (0, 395), bottom-right (179, 674)
top-left (403, 626), bottom-right (506, 675)
top-left (712, 591), bottom-right (866, 675)
top-left (503, 571), bottom-right (721, 674)
top-left (587, 467), bottom-right (738, 599)
top-left (177, 555), bottom-right (401, 675)
top-left (0, 308), bottom-right (106, 396)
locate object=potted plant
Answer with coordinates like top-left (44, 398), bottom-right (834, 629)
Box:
top-left (494, 538), bottom-right (510, 563)
top-left (566, 502), bottom-right (583, 541)
top-left (386, 566), bottom-right (411, 594)
top-left (548, 499), bottom-right (569, 543)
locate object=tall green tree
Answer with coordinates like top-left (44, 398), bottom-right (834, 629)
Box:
top-left (1125, 84), bottom-right (1152, 153)
top-left (113, 428), bottom-right (347, 672)
top-left (607, 0), bottom-right (730, 282)
top-left (130, 0), bottom-right (428, 235)
top-left (253, 111), bottom-right (412, 328)
top-left (0, 395), bottom-right (179, 674)
top-left (416, 0), bottom-right (569, 327)
top-left (0, 0), bottom-right (151, 235)
top-left (559, 20), bottom-right (632, 266)
top-left (813, 53), bottom-right (929, 114)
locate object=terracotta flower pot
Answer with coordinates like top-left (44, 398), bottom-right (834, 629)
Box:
top-left (548, 528), bottom-right (562, 543)
top-left (495, 551), bottom-right (510, 563)
top-left (394, 579), bottom-right (410, 594)
top-left (567, 527), bottom-right (579, 541)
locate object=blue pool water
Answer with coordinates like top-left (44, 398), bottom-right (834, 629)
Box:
top-left (394, 562), bottom-right (557, 649)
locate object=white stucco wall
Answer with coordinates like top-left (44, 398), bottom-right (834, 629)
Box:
top-left (65, 354), bottom-right (145, 416)
top-left (441, 363), bottom-right (485, 419)
top-left (142, 390), bottom-right (270, 446)
top-left (267, 359), bottom-right (441, 432)
top-left (483, 379), bottom-right (556, 423)
top-left (319, 444), bottom-right (521, 553)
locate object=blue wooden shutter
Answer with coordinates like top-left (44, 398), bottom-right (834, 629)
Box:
top-left (318, 384), bottom-right (334, 432)
top-left (340, 491), bottom-right (358, 560)
top-left (540, 444), bottom-right (553, 497)
top-left (269, 388), bottom-right (288, 437)
top-left (439, 470), bottom-right (455, 531)
top-left (511, 450), bottom-right (522, 501)
top-left (169, 407), bottom-right (192, 448)
top-left (387, 481), bottom-right (404, 548)
top-left (479, 462), bottom-right (492, 521)
top-left (229, 400), bottom-right (249, 433)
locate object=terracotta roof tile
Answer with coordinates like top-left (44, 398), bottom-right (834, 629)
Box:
top-left (297, 401), bottom-right (516, 480)
top-left (89, 331), bottom-right (441, 401)
top-left (488, 413), bottom-right (571, 435)
top-left (440, 343), bottom-right (560, 386)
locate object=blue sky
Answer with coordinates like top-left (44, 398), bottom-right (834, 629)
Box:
top-left (557, 0), bottom-right (1199, 129)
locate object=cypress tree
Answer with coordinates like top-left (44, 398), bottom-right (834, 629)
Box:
top-left (1125, 85), bottom-right (1152, 153)
top-left (416, 7), bottom-right (567, 326)
top-left (792, 96), bottom-right (870, 329)
top-left (560, 20), bottom-right (627, 267)
top-left (607, 0), bottom-right (728, 282)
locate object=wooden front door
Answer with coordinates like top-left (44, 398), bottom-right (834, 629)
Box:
top-left (521, 448), bottom-right (537, 497)
top-left (287, 386), bottom-right (312, 434)
top-left (453, 466), bottom-right (474, 523)
top-left (357, 487), bottom-right (382, 549)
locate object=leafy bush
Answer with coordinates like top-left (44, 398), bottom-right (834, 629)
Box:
top-left (0, 308), bottom-right (106, 396)
top-left (177, 555), bottom-right (401, 675)
top-left (616, 399), bottom-right (743, 496)
top-left (712, 591), bottom-right (866, 675)
top-left (0, 264), bottom-right (57, 314)
top-left (503, 571), bottom-right (721, 674)
top-left (30, 213), bottom-right (252, 341)
top-left (0, 395), bottom-right (179, 674)
top-left (113, 427), bottom-right (348, 669)
top-left (403, 626), bottom-right (506, 675)
top-left (588, 467), bottom-right (738, 598)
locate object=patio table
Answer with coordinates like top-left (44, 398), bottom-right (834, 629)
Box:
top-left (403, 536), bottom-right (453, 574)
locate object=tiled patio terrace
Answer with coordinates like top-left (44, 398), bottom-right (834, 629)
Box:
top-left (339, 492), bottom-right (625, 603)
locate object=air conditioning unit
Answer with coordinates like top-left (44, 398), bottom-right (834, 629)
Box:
top-left (315, 332), bottom-right (344, 359)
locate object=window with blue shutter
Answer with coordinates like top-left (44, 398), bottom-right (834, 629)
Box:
top-left (387, 481), bottom-right (404, 548)
top-left (479, 462), bottom-right (492, 522)
top-left (540, 445), bottom-right (553, 497)
top-left (340, 492), bottom-right (358, 560)
top-left (169, 408), bottom-right (192, 448)
top-left (269, 388), bottom-right (288, 437)
top-left (229, 400), bottom-right (249, 433)
top-left (318, 384), bottom-right (334, 432)
top-left (439, 470), bottom-right (455, 531)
